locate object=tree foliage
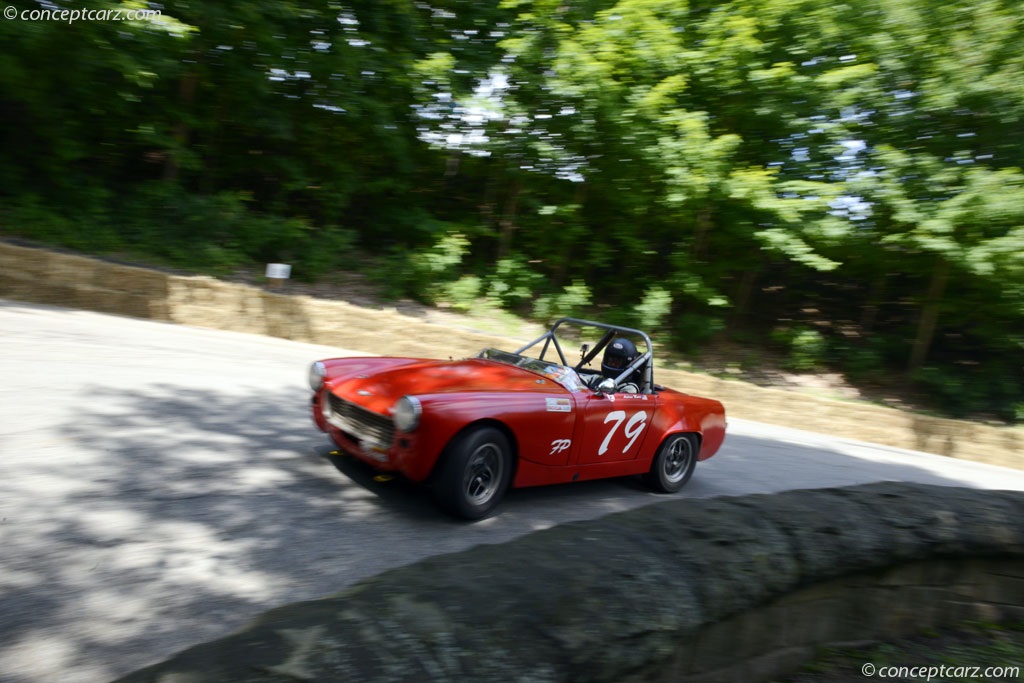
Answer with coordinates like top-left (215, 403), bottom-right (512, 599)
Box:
top-left (1, 0), bottom-right (1021, 420)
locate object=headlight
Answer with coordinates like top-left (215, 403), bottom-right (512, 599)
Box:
top-left (308, 361), bottom-right (327, 392)
top-left (393, 395), bottom-right (421, 433)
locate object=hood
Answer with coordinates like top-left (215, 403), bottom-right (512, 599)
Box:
top-left (326, 357), bottom-right (565, 414)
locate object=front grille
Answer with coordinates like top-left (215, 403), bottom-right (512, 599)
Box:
top-left (326, 393), bottom-right (394, 449)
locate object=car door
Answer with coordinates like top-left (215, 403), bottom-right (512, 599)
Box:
top-left (574, 391), bottom-right (657, 465)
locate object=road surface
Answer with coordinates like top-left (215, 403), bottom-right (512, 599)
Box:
top-left (2, 299), bottom-right (1022, 683)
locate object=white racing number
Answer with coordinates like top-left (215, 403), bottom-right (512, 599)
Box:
top-left (598, 410), bottom-right (648, 456)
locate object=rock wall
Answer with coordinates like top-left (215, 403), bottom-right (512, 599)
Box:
top-left (1, 240), bottom-right (1021, 469)
top-left (113, 483), bottom-right (1024, 683)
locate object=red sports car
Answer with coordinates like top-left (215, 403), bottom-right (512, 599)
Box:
top-left (309, 318), bottom-right (726, 519)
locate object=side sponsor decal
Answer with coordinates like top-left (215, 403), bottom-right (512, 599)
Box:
top-left (546, 398), bottom-right (572, 412)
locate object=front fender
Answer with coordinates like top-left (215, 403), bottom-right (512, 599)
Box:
top-left (397, 391), bottom-right (576, 481)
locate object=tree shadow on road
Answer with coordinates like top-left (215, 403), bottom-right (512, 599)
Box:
top-left (0, 381), bottom-right (1014, 683)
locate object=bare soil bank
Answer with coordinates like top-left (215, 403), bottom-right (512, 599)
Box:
top-left (1, 240), bottom-right (1020, 470)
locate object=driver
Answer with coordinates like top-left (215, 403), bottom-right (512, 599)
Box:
top-left (601, 338), bottom-right (641, 393)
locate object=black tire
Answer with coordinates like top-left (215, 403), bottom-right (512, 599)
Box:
top-left (645, 433), bottom-right (698, 493)
top-left (433, 426), bottom-right (512, 520)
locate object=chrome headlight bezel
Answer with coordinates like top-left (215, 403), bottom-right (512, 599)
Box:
top-left (392, 395), bottom-right (422, 433)
top-left (308, 361), bottom-right (327, 392)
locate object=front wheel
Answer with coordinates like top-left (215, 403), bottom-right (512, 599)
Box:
top-left (645, 433), bottom-right (698, 493)
top-left (433, 426), bottom-right (512, 520)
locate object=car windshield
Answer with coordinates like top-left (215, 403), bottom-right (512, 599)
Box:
top-left (478, 348), bottom-right (585, 392)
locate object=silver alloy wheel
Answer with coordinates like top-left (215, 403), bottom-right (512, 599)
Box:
top-left (464, 443), bottom-right (503, 506)
top-left (662, 436), bottom-right (694, 484)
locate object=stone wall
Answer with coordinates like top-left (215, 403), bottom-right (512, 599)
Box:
top-left (114, 483), bottom-right (1024, 683)
top-left (1, 240), bottom-right (1021, 469)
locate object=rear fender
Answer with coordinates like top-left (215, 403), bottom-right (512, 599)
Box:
top-left (652, 396), bottom-right (726, 461)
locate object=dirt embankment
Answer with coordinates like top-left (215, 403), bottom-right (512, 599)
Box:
top-left (1, 240), bottom-right (1020, 470)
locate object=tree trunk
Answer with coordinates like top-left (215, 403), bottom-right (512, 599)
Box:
top-left (691, 206), bottom-right (713, 262)
top-left (163, 70), bottom-right (198, 183)
top-left (860, 274), bottom-right (886, 336)
top-left (729, 268), bottom-right (759, 328)
top-left (445, 150), bottom-right (461, 177)
top-left (907, 257), bottom-right (950, 372)
top-left (497, 180), bottom-right (520, 261)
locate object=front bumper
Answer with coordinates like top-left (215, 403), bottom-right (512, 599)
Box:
top-left (312, 391), bottom-right (427, 478)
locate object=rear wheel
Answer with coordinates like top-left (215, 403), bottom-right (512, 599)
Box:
top-left (645, 433), bottom-right (698, 493)
top-left (433, 426), bottom-right (512, 520)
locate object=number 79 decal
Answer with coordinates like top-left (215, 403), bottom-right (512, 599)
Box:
top-left (599, 410), bottom-right (648, 456)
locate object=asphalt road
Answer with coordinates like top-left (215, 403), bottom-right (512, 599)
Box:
top-left (2, 298), bottom-right (1023, 683)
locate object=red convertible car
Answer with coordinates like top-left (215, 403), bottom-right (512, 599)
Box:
top-left (309, 318), bottom-right (726, 519)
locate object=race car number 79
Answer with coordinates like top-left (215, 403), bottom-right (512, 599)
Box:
top-left (599, 410), bottom-right (648, 456)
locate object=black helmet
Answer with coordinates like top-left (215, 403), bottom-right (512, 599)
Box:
top-left (601, 338), bottom-right (639, 379)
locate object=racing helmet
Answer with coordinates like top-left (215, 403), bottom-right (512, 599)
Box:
top-left (601, 337), bottom-right (639, 379)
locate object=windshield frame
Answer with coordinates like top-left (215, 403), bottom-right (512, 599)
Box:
top-left (477, 347), bottom-right (585, 392)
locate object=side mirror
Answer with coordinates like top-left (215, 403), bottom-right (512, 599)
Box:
top-left (595, 377), bottom-right (616, 396)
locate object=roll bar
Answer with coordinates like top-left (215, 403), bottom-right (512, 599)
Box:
top-left (515, 317), bottom-right (655, 393)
